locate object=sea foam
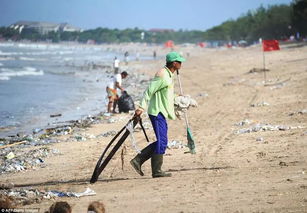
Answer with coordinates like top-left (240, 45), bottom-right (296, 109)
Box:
top-left (0, 67), bottom-right (44, 80)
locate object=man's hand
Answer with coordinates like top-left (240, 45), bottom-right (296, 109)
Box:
top-left (134, 108), bottom-right (144, 117)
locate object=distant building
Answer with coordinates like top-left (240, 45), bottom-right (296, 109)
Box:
top-left (10, 21), bottom-right (83, 34)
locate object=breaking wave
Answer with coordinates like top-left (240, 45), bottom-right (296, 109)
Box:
top-left (0, 67), bottom-right (44, 80)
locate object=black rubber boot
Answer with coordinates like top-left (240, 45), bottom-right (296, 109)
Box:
top-left (130, 144), bottom-right (155, 176)
top-left (151, 154), bottom-right (172, 178)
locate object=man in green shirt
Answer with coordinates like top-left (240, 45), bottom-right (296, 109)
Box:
top-left (130, 52), bottom-right (185, 178)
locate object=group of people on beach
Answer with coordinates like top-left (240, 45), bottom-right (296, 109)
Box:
top-left (0, 196), bottom-right (105, 213)
top-left (106, 51), bottom-right (186, 178)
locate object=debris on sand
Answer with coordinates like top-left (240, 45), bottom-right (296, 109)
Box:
top-left (174, 95), bottom-right (198, 120)
top-left (167, 140), bottom-right (185, 149)
top-left (289, 109), bottom-right (307, 116)
top-left (235, 123), bottom-right (304, 134)
top-left (248, 68), bottom-right (270, 73)
top-left (250, 102), bottom-right (270, 107)
top-left (235, 119), bottom-right (252, 126)
top-left (0, 147), bottom-right (60, 174)
top-left (0, 187), bottom-right (96, 207)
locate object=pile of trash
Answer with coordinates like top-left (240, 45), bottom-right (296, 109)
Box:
top-left (0, 147), bottom-right (59, 174)
top-left (174, 95), bottom-right (198, 119)
top-left (0, 187), bottom-right (96, 207)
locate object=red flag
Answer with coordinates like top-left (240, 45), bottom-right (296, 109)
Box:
top-left (262, 40), bottom-right (280, 51)
top-left (198, 42), bottom-right (205, 48)
top-left (164, 40), bottom-right (174, 48)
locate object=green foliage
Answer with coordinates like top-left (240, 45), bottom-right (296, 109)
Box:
top-left (204, 4), bottom-right (294, 42)
top-left (292, 0), bottom-right (307, 36)
top-left (0, 27), bottom-right (19, 39)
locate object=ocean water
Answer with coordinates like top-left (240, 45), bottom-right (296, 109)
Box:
top-left (0, 42), bottom-right (123, 137)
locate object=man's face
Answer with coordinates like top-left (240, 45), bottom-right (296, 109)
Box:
top-left (173, 61), bottom-right (182, 70)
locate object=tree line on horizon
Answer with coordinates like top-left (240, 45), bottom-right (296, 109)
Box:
top-left (0, 0), bottom-right (306, 45)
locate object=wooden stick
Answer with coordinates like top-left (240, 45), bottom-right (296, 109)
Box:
top-left (0, 141), bottom-right (27, 149)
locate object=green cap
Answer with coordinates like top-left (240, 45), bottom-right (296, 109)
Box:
top-left (166, 52), bottom-right (186, 63)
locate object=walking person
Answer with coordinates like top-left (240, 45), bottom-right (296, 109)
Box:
top-left (113, 57), bottom-right (120, 74)
top-left (106, 71), bottom-right (128, 113)
top-left (130, 52), bottom-right (185, 178)
top-left (124, 51), bottom-right (129, 65)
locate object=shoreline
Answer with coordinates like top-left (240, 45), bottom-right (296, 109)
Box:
top-left (0, 41), bottom-right (167, 138)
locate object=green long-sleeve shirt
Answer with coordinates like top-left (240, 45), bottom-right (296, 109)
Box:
top-left (139, 66), bottom-right (176, 120)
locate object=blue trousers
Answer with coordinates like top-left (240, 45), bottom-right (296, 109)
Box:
top-left (149, 113), bottom-right (168, 154)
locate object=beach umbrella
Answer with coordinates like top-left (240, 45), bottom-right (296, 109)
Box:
top-left (176, 70), bottom-right (196, 154)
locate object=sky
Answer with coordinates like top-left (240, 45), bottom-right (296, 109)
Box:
top-left (0, 0), bottom-right (293, 31)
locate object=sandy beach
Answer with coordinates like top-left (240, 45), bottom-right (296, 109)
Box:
top-left (1, 42), bottom-right (306, 212)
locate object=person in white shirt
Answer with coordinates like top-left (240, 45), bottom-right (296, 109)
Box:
top-left (113, 57), bottom-right (120, 74)
top-left (106, 71), bottom-right (128, 113)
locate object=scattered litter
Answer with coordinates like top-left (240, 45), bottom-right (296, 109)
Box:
top-left (108, 118), bottom-right (116, 123)
top-left (47, 187), bottom-right (96, 198)
top-left (235, 123), bottom-right (304, 134)
top-left (0, 187), bottom-right (96, 207)
top-left (50, 113), bottom-right (62, 118)
top-left (235, 119), bottom-right (252, 126)
top-left (0, 147), bottom-right (59, 174)
top-left (46, 125), bottom-right (73, 136)
top-left (32, 128), bottom-right (43, 134)
top-left (73, 187), bottom-right (96, 198)
top-left (270, 83), bottom-right (286, 90)
top-left (289, 109), bottom-right (307, 116)
top-left (6, 152), bottom-right (15, 160)
top-left (73, 133), bottom-right (96, 141)
top-left (196, 92), bottom-right (209, 97)
top-left (279, 161), bottom-right (288, 167)
top-left (223, 77), bottom-right (246, 86)
top-left (248, 68), bottom-right (270, 73)
top-left (97, 130), bottom-right (117, 138)
top-left (265, 77), bottom-right (291, 89)
top-left (250, 102), bottom-right (270, 107)
top-left (0, 183), bottom-right (14, 190)
top-left (103, 112), bottom-right (112, 117)
top-left (167, 140), bottom-right (185, 149)
top-left (256, 137), bottom-right (264, 142)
